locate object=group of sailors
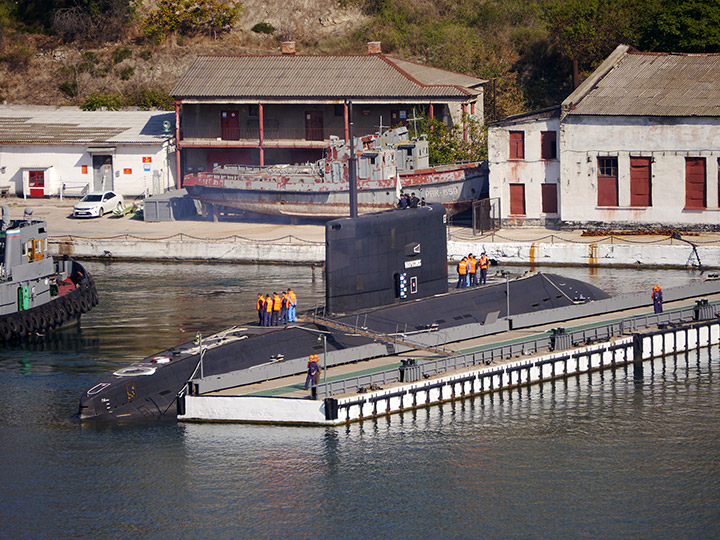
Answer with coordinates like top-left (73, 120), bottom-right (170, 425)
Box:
top-left (256, 289), bottom-right (296, 326)
top-left (456, 252), bottom-right (489, 288)
top-left (397, 192), bottom-right (425, 209)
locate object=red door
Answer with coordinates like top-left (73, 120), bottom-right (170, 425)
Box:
top-left (541, 183), bottom-right (558, 213)
top-left (630, 157), bottom-right (651, 206)
top-left (685, 157), bottom-right (706, 209)
top-left (221, 110), bottom-right (240, 140)
top-left (28, 170), bottom-right (45, 197)
top-left (305, 111), bottom-right (324, 141)
top-left (509, 183), bottom-right (526, 215)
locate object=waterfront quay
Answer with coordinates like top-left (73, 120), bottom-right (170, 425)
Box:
top-left (13, 199), bottom-right (720, 269)
top-left (179, 287), bottom-right (720, 425)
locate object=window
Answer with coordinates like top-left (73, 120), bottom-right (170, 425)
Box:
top-left (541, 131), bottom-right (557, 160)
top-left (685, 157), bottom-right (706, 209)
top-left (248, 105), bottom-right (258, 117)
top-left (541, 183), bottom-right (558, 213)
top-left (509, 131), bottom-right (524, 160)
top-left (509, 183), bottom-right (526, 214)
top-left (597, 157), bottom-right (618, 206)
top-left (28, 170), bottom-right (44, 187)
top-left (630, 157), bottom-right (652, 207)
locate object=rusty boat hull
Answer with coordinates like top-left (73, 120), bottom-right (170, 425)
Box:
top-left (184, 162), bottom-right (487, 219)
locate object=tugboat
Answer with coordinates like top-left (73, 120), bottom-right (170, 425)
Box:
top-left (0, 206), bottom-right (97, 340)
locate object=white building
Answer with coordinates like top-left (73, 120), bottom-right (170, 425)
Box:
top-left (0, 106), bottom-right (176, 199)
top-left (489, 45), bottom-right (720, 230)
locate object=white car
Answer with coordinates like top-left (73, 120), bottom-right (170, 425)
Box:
top-left (73, 191), bottom-right (124, 218)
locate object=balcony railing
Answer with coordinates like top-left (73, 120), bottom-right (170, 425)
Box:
top-left (183, 125), bottom-right (346, 143)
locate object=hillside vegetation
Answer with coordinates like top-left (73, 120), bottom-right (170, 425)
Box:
top-left (0, 0), bottom-right (719, 119)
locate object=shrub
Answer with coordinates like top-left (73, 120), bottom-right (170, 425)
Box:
top-left (119, 66), bottom-right (134, 80)
top-left (138, 49), bottom-right (152, 61)
top-left (142, 0), bottom-right (243, 42)
top-left (58, 80), bottom-right (78, 98)
top-left (251, 22), bottom-right (274, 34)
top-left (81, 91), bottom-right (123, 111)
top-left (111, 47), bottom-right (132, 64)
top-left (124, 87), bottom-right (174, 110)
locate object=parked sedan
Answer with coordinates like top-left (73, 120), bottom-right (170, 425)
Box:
top-left (73, 191), bottom-right (124, 218)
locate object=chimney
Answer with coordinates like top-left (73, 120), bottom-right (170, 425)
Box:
top-left (281, 41), bottom-right (296, 55)
top-left (367, 41), bottom-right (382, 54)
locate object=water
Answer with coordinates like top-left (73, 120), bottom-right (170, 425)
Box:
top-left (1, 262), bottom-right (719, 540)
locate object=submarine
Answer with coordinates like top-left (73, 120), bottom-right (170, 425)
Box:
top-left (77, 204), bottom-right (610, 421)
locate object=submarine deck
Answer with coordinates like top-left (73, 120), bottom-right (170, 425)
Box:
top-left (204, 291), bottom-right (720, 401)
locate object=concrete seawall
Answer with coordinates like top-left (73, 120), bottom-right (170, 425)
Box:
top-left (48, 234), bottom-right (720, 269)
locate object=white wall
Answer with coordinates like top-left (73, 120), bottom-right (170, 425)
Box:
top-left (560, 116), bottom-right (720, 227)
top-left (488, 116), bottom-right (560, 224)
top-left (0, 143), bottom-right (176, 198)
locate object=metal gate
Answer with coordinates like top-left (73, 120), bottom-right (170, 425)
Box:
top-left (472, 197), bottom-right (500, 235)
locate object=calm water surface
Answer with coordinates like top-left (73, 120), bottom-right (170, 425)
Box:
top-left (1, 262), bottom-right (719, 540)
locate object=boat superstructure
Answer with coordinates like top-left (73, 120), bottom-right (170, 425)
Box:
top-left (0, 207), bottom-right (97, 340)
top-left (183, 127), bottom-right (486, 219)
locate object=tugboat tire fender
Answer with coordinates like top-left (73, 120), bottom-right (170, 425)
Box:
top-left (79, 296), bottom-right (89, 313)
top-left (28, 312), bottom-right (40, 333)
top-left (0, 319), bottom-right (11, 340)
top-left (37, 309), bottom-right (48, 331)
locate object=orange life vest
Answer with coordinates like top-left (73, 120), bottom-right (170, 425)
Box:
top-left (288, 291), bottom-right (296, 306)
top-left (468, 257), bottom-right (477, 272)
top-left (273, 294), bottom-right (282, 310)
top-left (265, 298), bottom-right (273, 312)
top-left (256, 296), bottom-right (264, 310)
top-left (458, 260), bottom-right (468, 275)
top-left (479, 255), bottom-right (489, 269)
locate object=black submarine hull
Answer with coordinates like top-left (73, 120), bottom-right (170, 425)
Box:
top-left (77, 273), bottom-right (609, 421)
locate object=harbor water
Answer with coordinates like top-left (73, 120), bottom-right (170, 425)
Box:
top-left (1, 262), bottom-right (719, 539)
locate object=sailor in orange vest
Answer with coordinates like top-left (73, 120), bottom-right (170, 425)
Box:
top-left (456, 257), bottom-right (468, 289)
top-left (271, 292), bottom-right (282, 326)
top-left (467, 253), bottom-right (477, 287)
top-left (652, 284), bottom-right (663, 313)
top-left (305, 354), bottom-right (321, 391)
top-left (256, 293), bottom-right (264, 325)
top-left (479, 252), bottom-right (489, 285)
top-left (263, 292), bottom-right (273, 326)
top-left (287, 288), bottom-right (297, 322)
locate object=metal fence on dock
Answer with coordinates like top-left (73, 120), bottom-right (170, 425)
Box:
top-left (315, 300), bottom-right (720, 399)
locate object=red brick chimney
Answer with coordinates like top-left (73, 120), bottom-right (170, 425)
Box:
top-left (281, 41), bottom-right (296, 55)
top-left (367, 41), bottom-right (382, 54)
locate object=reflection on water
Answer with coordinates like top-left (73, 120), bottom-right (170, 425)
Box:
top-left (1, 263), bottom-right (719, 539)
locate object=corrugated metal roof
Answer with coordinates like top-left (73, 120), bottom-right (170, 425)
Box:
top-left (172, 54), bottom-right (484, 99)
top-left (569, 52), bottom-right (720, 117)
top-left (0, 106), bottom-right (174, 144)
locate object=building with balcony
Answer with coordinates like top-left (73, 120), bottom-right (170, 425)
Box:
top-left (171, 42), bottom-right (486, 180)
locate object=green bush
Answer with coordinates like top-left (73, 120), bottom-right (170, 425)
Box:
top-left (118, 66), bottom-right (134, 80)
top-left (124, 87), bottom-right (174, 110)
top-left (138, 49), bottom-right (152, 61)
top-left (142, 0), bottom-right (243, 42)
top-left (251, 22), bottom-right (274, 34)
top-left (81, 91), bottom-right (123, 111)
top-left (58, 80), bottom-right (78, 98)
top-left (111, 47), bottom-right (132, 64)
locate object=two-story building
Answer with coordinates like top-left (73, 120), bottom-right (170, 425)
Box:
top-left (171, 41), bottom-right (486, 181)
top-left (489, 45), bottom-right (720, 230)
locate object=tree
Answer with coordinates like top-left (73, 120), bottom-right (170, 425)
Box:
top-left (638, 0), bottom-right (720, 53)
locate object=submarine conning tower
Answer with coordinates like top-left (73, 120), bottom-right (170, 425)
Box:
top-left (325, 203), bottom-right (448, 315)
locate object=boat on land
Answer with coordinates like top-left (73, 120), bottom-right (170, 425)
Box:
top-left (77, 204), bottom-right (608, 422)
top-left (0, 207), bottom-right (97, 341)
top-left (183, 127), bottom-right (487, 219)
